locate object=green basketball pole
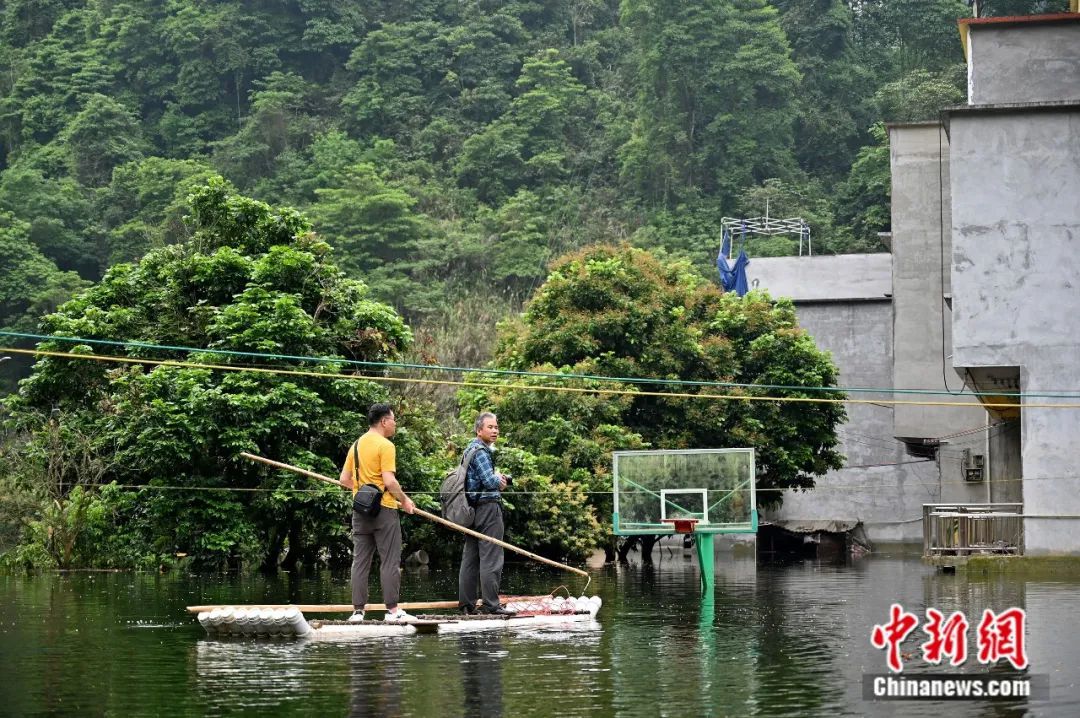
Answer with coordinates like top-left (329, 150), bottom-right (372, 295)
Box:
top-left (695, 533), bottom-right (715, 596)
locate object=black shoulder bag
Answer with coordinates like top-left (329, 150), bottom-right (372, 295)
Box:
top-left (351, 441), bottom-right (384, 518)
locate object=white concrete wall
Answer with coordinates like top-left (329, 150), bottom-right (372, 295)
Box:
top-left (967, 19), bottom-right (1080, 105)
top-left (753, 255), bottom-right (928, 542)
top-left (948, 109), bottom-right (1080, 554)
top-left (747, 254), bottom-right (891, 302)
top-left (888, 124), bottom-right (988, 448)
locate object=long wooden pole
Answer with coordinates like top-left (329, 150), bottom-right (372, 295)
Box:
top-left (188, 601), bottom-right (457, 614)
top-left (411, 507), bottom-right (588, 576)
top-left (186, 595), bottom-right (556, 614)
top-left (240, 452), bottom-right (589, 578)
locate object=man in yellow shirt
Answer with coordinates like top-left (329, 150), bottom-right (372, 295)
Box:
top-left (338, 403), bottom-right (416, 623)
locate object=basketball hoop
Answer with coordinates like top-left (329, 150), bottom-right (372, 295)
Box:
top-left (661, 518), bottom-right (699, 534)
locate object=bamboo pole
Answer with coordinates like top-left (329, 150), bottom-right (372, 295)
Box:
top-left (240, 452), bottom-right (589, 578)
top-left (186, 595), bottom-right (557, 614)
top-left (411, 506), bottom-right (587, 576)
top-left (187, 601), bottom-right (456, 614)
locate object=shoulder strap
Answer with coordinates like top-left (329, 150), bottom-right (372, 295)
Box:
top-left (461, 443), bottom-right (484, 493)
top-left (352, 440), bottom-right (369, 488)
top-left (461, 443), bottom-right (483, 468)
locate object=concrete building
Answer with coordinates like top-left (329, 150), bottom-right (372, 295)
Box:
top-left (747, 254), bottom-right (915, 542)
top-left (946, 13), bottom-right (1080, 554)
top-left (755, 12), bottom-right (1080, 555)
top-left (749, 248), bottom-right (983, 544)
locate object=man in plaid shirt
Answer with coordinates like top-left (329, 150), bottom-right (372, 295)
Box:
top-left (457, 412), bottom-right (516, 615)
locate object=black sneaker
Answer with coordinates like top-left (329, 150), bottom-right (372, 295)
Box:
top-left (459, 604), bottom-right (476, 615)
top-left (479, 604), bottom-right (517, 616)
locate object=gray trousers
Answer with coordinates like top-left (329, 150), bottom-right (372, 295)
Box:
top-left (458, 501), bottom-right (504, 610)
top-left (351, 508), bottom-right (402, 610)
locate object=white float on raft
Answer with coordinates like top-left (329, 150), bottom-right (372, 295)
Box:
top-left (196, 596), bottom-right (602, 639)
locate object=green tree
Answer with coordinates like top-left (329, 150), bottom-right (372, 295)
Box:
top-left (309, 161), bottom-right (433, 310)
top-left (63, 93), bottom-right (145, 187)
top-left (834, 123), bottom-right (891, 250)
top-left (456, 49), bottom-right (590, 203)
top-left (774, 0), bottom-right (876, 180)
top-left (466, 245), bottom-right (845, 557)
top-left (0, 11), bottom-right (109, 151)
top-left (97, 156), bottom-right (220, 264)
top-left (3, 178), bottom-right (443, 570)
top-left (212, 72), bottom-right (325, 187)
top-left (619, 0), bottom-right (800, 207)
top-left (0, 162), bottom-right (100, 276)
top-left (0, 211), bottom-right (87, 334)
top-left (873, 68), bottom-right (965, 123)
top-left (850, 0), bottom-right (968, 77)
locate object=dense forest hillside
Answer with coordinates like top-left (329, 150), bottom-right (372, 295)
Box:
top-left (0, 0), bottom-right (1062, 339)
top-left (0, 0), bottom-right (1066, 570)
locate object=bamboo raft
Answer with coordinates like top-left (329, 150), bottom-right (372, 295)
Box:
top-left (202, 454), bottom-right (600, 640)
top-left (190, 595), bottom-right (602, 640)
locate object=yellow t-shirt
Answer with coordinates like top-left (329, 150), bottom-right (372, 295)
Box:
top-left (344, 431), bottom-right (399, 510)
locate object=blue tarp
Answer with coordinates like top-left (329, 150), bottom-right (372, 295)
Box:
top-left (716, 229), bottom-right (750, 296)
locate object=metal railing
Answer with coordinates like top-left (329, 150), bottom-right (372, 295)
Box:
top-left (923, 503), bottom-right (1023, 557)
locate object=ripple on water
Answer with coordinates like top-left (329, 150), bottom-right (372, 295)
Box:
top-left (3, 555), bottom-right (1080, 716)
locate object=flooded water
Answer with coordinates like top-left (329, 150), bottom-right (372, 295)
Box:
top-left (2, 544), bottom-right (1078, 716)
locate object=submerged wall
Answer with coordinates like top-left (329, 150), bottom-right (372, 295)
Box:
top-left (947, 14), bottom-right (1080, 555)
top-left (947, 106), bottom-right (1080, 554)
top-left (749, 255), bottom-right (926, 542)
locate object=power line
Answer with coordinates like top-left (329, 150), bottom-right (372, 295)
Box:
top-left (5, 345), bottom-right (1080, 410)
top-left (48, 472), bottom-right (1061, 496)
top-left (4, 330), bottom-right (1079, 399)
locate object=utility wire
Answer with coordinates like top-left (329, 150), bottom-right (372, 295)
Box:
top-left (52, 473), bottom-right (1059, 495)
top-left (4, 329), bottom-right (1079, 399)
top-left (5, 345), bottom-right (1080, 410)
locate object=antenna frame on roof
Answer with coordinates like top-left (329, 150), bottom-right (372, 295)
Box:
top-left (721, 214), bottom-right (812, 257)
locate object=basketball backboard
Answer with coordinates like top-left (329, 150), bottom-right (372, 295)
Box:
top-left (612, 449), bottom-right (757, 535)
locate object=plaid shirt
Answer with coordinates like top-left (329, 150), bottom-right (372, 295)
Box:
top-left (464, 438), bottom-right (501, 504)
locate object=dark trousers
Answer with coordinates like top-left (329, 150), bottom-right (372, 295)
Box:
top-left (458, 502), bottom-right (504, 610)
top-left (351, 508), bottom-right (402, 610)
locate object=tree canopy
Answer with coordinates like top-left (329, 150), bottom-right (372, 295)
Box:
top-left (3, 0), bottom-right (1058, 324)
top-left (460, 245), bottom-right (846, 558)
top-left (2, 180), bottom-right (443, 570)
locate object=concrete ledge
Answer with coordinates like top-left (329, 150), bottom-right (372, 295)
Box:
top-left (748, 253), bottom-right (892, 302)
top-left (928, 554), bottom-right (1080, 577)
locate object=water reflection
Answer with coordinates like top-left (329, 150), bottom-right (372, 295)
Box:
top-left (459, 634), bottom-right (504, 718)
top-left (348, 640), bottom-right (406, 718)
top-left (4, 554), bottom-right (1080, 716)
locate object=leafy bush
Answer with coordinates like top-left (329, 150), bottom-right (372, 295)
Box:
top-left (466, 244), bottom-right (845, 553)
top-left (3, 179), bottom-right (436, 570)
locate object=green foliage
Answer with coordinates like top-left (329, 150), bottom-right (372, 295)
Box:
top-left (63, 93), bottom-right (146, 187)
top-left (465, 244), bottom-right (845, 555)
top-left (850, 0), bottom-right (969, 76)
top-left (2, 179), bottom-right (437, 570)
top-left (98, 157), bottom-right (221, 264)
top-left (776, 0), bottom-right (875, 180)
top-left (0, 163), bottom-right (99, 276)
top-left (976, 0), bottom-right (1069, 13)
top-left (0, 0), bottom-right (988, 341)
top-left (0, 211), bottom-right (88, 334)
top-left (834, 124), bottom-right (892, 250)
top-left (620, 0), bottom-right (800, 207)
top-left (456, 49), bottom-right (590, 203)
top-left (212, 72), bottom-right (327, 187)
top-left (310, 161), bottom-right (430, 299)
top-left (873, 68), bottom-right (965, 123)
